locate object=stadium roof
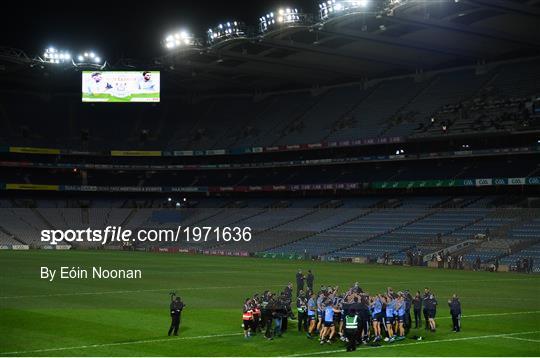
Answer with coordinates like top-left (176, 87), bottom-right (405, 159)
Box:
top-left (1, 0), bottom-right (540, 93)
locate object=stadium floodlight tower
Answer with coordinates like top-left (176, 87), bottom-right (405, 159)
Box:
top-left (259, 7), bottom-right (307, 33)
top-left (207, 21), bottom-right (247, 45)
top-left (74, 51), bottom-right (106, 69)
top-left (164, 30), bottom-right (198, 50)
top-left (319, 0), bottom-right (370, 20)
top-left (41, 47), bottom-right (71, 65)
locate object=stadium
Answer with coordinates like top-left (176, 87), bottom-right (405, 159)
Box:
top-left (0, 0), bottom-right (539, 356)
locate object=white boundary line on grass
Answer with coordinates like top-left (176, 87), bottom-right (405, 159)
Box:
top-left (1, 311), bottom-right (539, 355)
top-left (287, 310), bottom-right (540, 323)
top-left (0, 333), bottom-right (242, 355)
top-left (0, 285), bottom-right (285, 299)
top-left (288, 330), bottom-right (540, 356)
top-left (1, 277), bottom-right (537, 300)
top-left (501, 336), bottom-right (540, 343)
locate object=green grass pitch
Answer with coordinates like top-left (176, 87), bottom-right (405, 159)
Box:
top-left (0, 250), bottom-right (539, 356)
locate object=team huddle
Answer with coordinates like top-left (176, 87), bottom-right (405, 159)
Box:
top-left (241, 270), bottom-right (462, 351)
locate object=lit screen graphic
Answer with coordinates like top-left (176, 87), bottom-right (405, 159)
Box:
top-left (82, 71), bottom-right (160, 102)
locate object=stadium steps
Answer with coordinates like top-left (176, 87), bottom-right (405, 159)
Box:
top-left (119, 208), bottom-right (139, 228)
top-left (377, 78), bottom-right (435, 137)
top-left (30, 208), bottom-right (54, 230)
top-left (494, 239), bottom-right (539, 264)
top-left (373, 198), bottom-right (402, 209)
top-left (82, 208), bottom-right (89, 226)
top-left (489, 195), bottom-right (528, 208)
top-left (269, 200), bottom-right (291, 208)
top-left (317, 199), bottom-right (344, 208)
top-left (322, 208), bottom-right (441, 256)
top-left (252, 208), bottom-right (321, 235)
top-left (320, 84), bottom-right (380, 142)
top-left (184, 207), bottom-right (232, 227)
top-left (526, 166), bottom-right (540, 178)
top-left (432, 197), bottom-right (457, 208)
top-left (440, 197), bottom-right (481, 209)
top-left (227, 97), bottom-right (276, 148)
top-left (169, 101), bottom-right (218, 149)
top-left (462, 196), bottom-right (487, 208)
top-left (257, 197), bottom-right (388, 238)
top-left (269, 94), bottom-right (325, 146)
top-left (266, 207), bottom-right (381, 253)
top-left (491, 210), bottom-right (537, 240)
top-left (217, 97), bottom-right (276, 149)
top-left (424, 215), bottom-right (488, 256)
top-left (0, 225), bottom-right (26, 245)
top-left (224, 208), bottom-right (269, 227)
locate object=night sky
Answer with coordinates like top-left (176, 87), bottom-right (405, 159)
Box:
top-left (4, 0), bottom-right (319, 62)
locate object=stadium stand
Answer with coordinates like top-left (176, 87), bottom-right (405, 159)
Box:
top-left (1, 58), bottom-right (538, 151)
top-left (1, 196), bottom-right (538, 273)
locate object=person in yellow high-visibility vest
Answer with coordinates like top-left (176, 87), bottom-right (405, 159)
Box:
top-left (344, 309), bottom-right (359, 352)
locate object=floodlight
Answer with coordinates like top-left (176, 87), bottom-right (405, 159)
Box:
top-left (319, 0), bottom-right (370, 20)
top-left (42, 47), bottom-right (72, 64)
top-left (260, 7), bottom-right (301, 32)
top-left (207, 20), bottom-right (247, 44)
top-left (164, 30), bottom-right (195, 49)
top-left (75, 51), bottom-right (105, 66)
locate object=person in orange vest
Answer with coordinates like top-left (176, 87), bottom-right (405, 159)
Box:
top-left (243, 298), bottom-right (254, 339)
top-left (252, 295), bottom-right (262, 336)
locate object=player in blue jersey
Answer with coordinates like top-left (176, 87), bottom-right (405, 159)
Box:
top-left (395, 293), bottom-right (407, 340)
top-left (383, 295), bottom-right (396, 342)
top-left (306, 292), bottom-right (317, 339)
top-left (319, 300), bottom-right (338, 344)
top-left (370, 294), bottom-right (383, 342)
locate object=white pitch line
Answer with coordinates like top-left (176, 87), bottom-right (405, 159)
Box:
top-left (2, 276), bottom-right (536, 299)
top-left (502, 336), bottom-right (540, 343)
top-left (0, 333), bottom-right (242, 355)
top-left (288, 330), bottom-right (540, 356)
top-left (360, 277), bottom-right (539, 285)
top-left (0, 284), bottom-right (284, 299)
top-left (459, 310), bottom-right (540, 319)
top-left (1, 311), bottom-right (539, 356)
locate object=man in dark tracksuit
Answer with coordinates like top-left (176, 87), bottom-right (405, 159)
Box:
top-left (422, 289), bottom-right (430, 330)
top-left (306, 270), bottom-right (314, 293)
top-left (404, 291), bottom-right (413, 335)
top-left (297, 292), bottom-right (308, 332)
top-left (263, 293), bottom-right (276, 340)
top-left (296, 270), bottom-right (305, 297)
top-left (448, 294), bottom-right (462, 332)
top-left (412, 291), bottom-right (422, 328)
top-left (168, 296), bottom-right (185, 336)
top-left (359, 295), bottom-right (371, 343)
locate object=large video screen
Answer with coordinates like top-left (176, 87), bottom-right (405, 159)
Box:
top-left (82, 71), bottom-right (160, 102)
